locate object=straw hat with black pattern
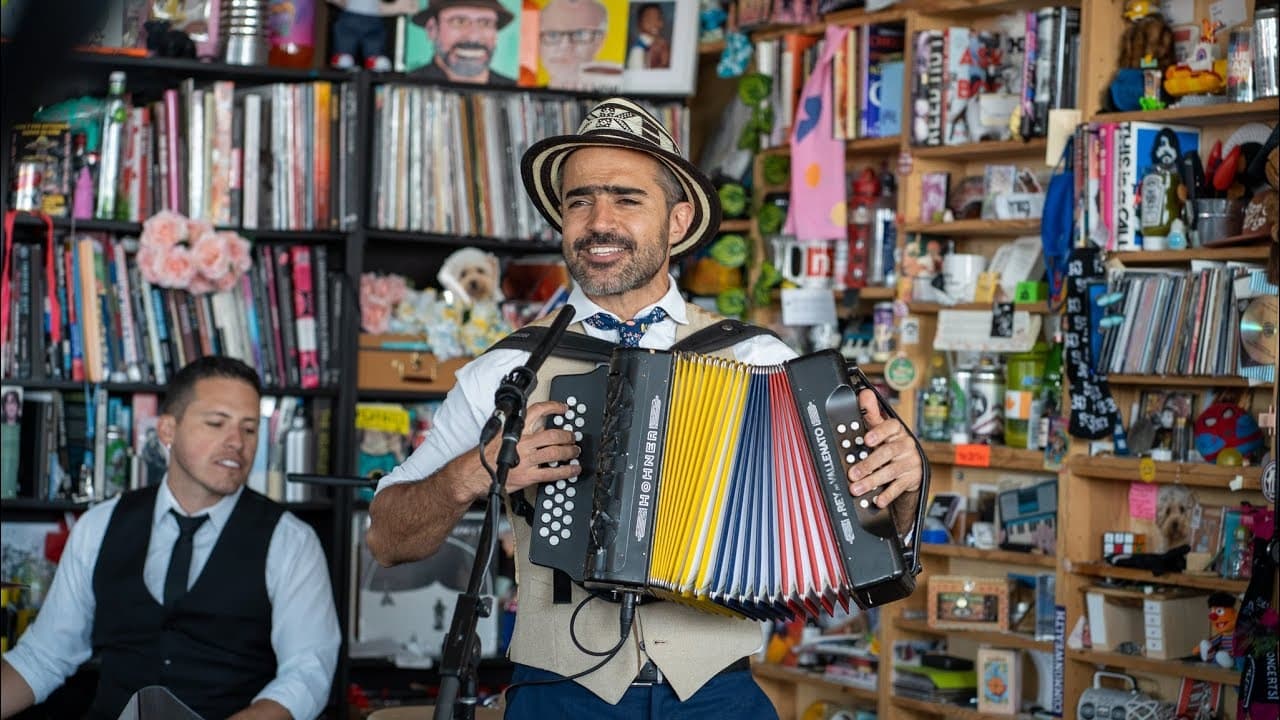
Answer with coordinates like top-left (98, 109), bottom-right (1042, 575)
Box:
top-left (520, 97), bottom-right (721, 259)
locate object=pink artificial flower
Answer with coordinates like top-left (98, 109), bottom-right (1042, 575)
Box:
top-left (186, 218), bottom-right (214, 242)
top-left (373, 275), bottom-right (408, 306)
top-left (136, 242), bottom-right (162, 285)
top-left (361, 297), bottom-right (391, 334)
top-left (187, 274), bottom-right (216, 295)
top-left (225, 233), bottom-right (253, 274)
top-left (192, 231), bottom-right (230, 281)
top-left (157, 245), bottom-right (197, 289)
top-left (213, 270), bottom-right (240, 292)
top-left (142, 210), bottom-right (187, 248)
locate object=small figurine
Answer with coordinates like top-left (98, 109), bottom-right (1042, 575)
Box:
top-left (1118, 0), bottom-right (1174, 69)
top-left (329, 0), bottom-right (419, 71)
top-left (1200, 592), bottom-right (1239, 668)
top-left (1163, 18), bottom-right (1229, 97)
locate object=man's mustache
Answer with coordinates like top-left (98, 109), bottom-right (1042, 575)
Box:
top-left (573, 232), bottom-right (634, 254)
top-left (447, 42), bottom-right (493, 56)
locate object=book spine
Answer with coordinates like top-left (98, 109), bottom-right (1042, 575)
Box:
top-left (290, 246), bottom-right (319, 389)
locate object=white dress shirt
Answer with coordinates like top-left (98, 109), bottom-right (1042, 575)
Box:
top-left (378, 278), bottom-right (798, 490)
top-left (4, 481), bottom-right (340, 720)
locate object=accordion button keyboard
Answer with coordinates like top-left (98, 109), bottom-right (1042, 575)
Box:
top-left (529, 365), bottom-right (609, 582)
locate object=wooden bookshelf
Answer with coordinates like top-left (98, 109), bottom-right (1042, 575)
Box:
top-left (848, 135), bottom-right (902, 153)
top-left (859, 286), bottom-right (897, 300)
top-left (890, 695), bottom-right (1036, 719)
top-left (1067, 649), bottom-right (1240, 685)
top-left (920, 543), bottom-right (1056, 569)
top-left (1068, 561), bottom-right (1249, 594)
top-left (901, 219), bottom-right (1041, 237)
top-left (910, 137), bottom-right (1047, 161)
top-left (921, 441), bottom-right (1049, 473)
top-left (750, 663), bottom-right (879, 703)
top-left (824, 6), bottom-right (910, 26)
top-left (719, 219), bottom-right (753, 233)
top-left (1092, 97), bottom-right (1280, 125)
top-left (1109, 245), bottom-right (1272, 264)
top-left (1105, 373), bottom-right (1265, 388)
top-left (894, 618), bottom-right (1053, 651)
top-left (909, 301), bottom-right (1051, 315)
top-left (698, 40), bottom-right (726, 55)
top-left (1069, 456), bottom-right (1262, 490)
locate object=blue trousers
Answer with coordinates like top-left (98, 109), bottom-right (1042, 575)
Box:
top-left (503, 663), bottom-right (779, 720)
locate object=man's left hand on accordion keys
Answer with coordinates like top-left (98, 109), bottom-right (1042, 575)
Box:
top-left (848, 388), bottom-right (924, 507)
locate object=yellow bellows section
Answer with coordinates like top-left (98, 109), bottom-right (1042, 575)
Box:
top-left (649, 355), bottom-right (750, 601)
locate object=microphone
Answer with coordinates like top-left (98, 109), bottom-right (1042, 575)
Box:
top-left (479, 304), bottom-right (577, 447)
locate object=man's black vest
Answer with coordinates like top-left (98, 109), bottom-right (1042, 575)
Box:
top-left (89, 485), bottom-right (283, 720)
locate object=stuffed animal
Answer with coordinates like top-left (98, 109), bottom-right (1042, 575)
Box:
top-left (1200, 592), bottom-right (1239, 668)
top-left (329, 0), bottom-right (418, 71)
top-left (438, 247), bottom-right (504, 307)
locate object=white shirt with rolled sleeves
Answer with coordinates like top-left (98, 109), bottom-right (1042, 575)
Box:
top-left (376, 277), bottom-right (798, 491)
top-left (4, 482), bottom-right (340, 720)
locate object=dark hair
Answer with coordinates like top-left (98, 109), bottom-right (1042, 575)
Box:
top-left (160, 356), bottom-right (261, 418)
top-left (639, 3), bottom-right (663, 17)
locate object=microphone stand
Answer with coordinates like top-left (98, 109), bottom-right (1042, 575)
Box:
top-left (435, 305), bottom-right (576, 720)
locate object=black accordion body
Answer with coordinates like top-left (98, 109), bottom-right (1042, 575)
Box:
top-left (529, 348), bottom-right (916, 621)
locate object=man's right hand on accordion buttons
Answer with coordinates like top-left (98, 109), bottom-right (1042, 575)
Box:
top-left (846, 388), bottom-right (923, 509)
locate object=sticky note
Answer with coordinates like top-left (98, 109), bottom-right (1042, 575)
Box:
top-left (1129, 482), bottom-right (1158, 521)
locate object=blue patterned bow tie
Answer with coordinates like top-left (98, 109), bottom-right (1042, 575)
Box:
top-left (582, 307), bottom-right (669, 348)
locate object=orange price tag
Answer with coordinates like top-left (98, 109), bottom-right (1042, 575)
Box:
top-left (955, 444), bottom-right (992, 467)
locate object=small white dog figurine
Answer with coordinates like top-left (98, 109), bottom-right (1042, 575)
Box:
top-left (438, 247), bottom-right (504, 308)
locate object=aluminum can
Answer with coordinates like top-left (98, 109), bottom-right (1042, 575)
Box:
top-left (969, 365), bottom-right (1005, 444)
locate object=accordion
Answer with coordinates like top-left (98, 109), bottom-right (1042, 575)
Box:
top-left (528, 348), bottom-right (917, 620)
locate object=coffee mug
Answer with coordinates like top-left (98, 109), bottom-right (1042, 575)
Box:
top-left (774, 237), bottom-right (835, 289)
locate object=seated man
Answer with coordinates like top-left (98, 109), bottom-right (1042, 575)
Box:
top-left (1, 356), bottom-right (340, 720)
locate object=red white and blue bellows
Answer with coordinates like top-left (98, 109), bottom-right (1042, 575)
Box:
top-left (520, 97), bottom-right (722, 259)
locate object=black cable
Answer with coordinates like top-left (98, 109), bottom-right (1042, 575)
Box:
top-left (503, 593), bottom-right (632, 695)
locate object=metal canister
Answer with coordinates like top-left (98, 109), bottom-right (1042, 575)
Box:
top-left (969, 363), bottom-right (1005, 444)
top-left (1255, 5), bottom-right (1279, 99)
top-left (949, 365), bottom-right (973, 444)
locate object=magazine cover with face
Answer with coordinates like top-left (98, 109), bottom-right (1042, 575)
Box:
top-left (401, 0), bottom-right (523, 85)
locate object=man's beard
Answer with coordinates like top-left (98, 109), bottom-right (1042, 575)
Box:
top-left (442, 42), bottom-right (493, 77)
top-left (566, 228), bottom-right (668, 297)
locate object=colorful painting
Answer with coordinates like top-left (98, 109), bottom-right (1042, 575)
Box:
top-left (402, 0), bottom-right (523, 85)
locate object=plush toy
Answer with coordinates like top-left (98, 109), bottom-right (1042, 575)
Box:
top-left (438, 247), bottom-right (504, 307)
top-left (1194, 401), bottom-right (1264, 463)
top-left (1200, 591), bottom-right (1239, 668)
top-left (144, 19), bottom-right (197, 59)
top-left (329, 0), bottom-right (419, 71)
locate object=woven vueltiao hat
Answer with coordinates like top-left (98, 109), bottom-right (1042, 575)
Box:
top-left (520, 97), bottom-right (721, 259)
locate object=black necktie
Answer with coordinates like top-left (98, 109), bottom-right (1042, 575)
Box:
top-left (163, 510), bottom-right (209, 608)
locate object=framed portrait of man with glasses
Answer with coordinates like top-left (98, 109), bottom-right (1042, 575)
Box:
top-left (400, 0), bottom-right (522, 85)
top-left (534, 0), bottom-right (628, 92)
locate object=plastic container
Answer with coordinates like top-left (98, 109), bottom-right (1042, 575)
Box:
top-left (1004, 346), bottom-right (1047, 449)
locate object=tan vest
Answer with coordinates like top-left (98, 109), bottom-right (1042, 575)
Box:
top-left (505, 304), bottom-right (764, 704)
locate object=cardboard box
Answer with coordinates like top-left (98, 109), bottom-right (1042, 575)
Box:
top-left (357, 334), bottom-right (469, 393)
top-left (1086, 586), bottom-right (1207, 657)
top-left (1143, 592), bottom-right (1209, 659)
top-left (1085, 587), bottom-right (1143, 652)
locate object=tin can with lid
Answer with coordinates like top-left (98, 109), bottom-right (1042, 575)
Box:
top-left (1255, 5), bottom-right (1279, 99)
